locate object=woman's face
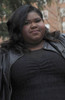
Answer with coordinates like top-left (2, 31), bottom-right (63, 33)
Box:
top-left (22, 11), bottom-right (45, 44)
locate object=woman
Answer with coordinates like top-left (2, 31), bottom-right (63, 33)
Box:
top-left (0, 4), bottom-right (65, 100)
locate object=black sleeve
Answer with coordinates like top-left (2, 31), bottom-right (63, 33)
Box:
top-left (0, 50), bottom-right (3, 94)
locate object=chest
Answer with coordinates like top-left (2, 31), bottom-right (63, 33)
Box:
top-left (11, 50), bottom-right (65, 82)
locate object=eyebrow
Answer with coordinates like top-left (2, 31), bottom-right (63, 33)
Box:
top-left (26, 18), bottom-right (41, 21)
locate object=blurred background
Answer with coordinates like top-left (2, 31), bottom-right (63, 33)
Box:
top-left (0, 0), bottom-right (65, 43)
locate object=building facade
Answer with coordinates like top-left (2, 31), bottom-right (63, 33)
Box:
top-left (42, 0), bottom-right (65, 33)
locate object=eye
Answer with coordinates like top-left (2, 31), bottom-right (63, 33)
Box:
top-left (24, 21), bottom-right (30, 25)
top-left (35, 18), bottom-right (42, 23)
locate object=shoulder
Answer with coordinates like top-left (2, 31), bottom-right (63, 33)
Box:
top-left (59, 33), bottom-right (65, 37)
top-left (0, 47), bottom-right (9, 65)
top-left (58, 33), bottom-right (65, 43)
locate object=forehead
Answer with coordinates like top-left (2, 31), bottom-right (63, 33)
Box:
top-left (26, 11), bottom-right (41, 20)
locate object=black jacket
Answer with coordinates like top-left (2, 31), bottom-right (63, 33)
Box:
top-left (0, 33), bottom-right (65, 100)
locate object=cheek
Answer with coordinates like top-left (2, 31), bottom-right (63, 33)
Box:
top-left (41, 23), bottom-right (45, 28)
top-left (22, 26), bottom-right (29, 34)
top-left (22, 26), bottom-right (30, 40)
top-left (40, 23), bottom-right (45, 33)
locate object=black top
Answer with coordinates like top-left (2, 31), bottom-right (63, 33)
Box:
top-left (11, 49), bottom-right (65, 100)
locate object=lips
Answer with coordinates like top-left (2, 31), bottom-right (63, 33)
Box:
top-left (30, 30), bottom-right (40, 34)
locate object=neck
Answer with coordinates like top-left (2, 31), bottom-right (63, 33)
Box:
top-left (25, 40), bottom-right (44, 51)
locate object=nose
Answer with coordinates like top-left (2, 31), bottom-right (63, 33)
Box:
top-left (30, 22), bottom-right (37, 29)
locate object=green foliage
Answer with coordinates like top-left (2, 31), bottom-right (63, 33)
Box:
top-left (0, 23), bottom-right (8, 37)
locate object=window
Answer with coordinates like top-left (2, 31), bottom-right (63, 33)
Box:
top-left (41, 10), bottom-right (48, 19)
top-left (62, 22), bottom-right (65, 30)
top-left (59, 0), bottom-right (65, 3)
top-left (60, 8), bottom-right (65, 17)
top-left (45, 24), bottom-right (50, 30)
top-left (43, 0), bottom-right (47, 5)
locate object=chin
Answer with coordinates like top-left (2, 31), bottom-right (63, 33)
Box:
top-left (33, 36), bottom-right (43, 41)
top-left (32, 38), bottom-right (43, 43)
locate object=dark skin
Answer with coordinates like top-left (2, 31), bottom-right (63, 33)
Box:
top-left (22, 11), bottom-right (45, 51)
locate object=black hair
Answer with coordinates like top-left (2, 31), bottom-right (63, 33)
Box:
top-left (1, 4), bottom-right (60, 53)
